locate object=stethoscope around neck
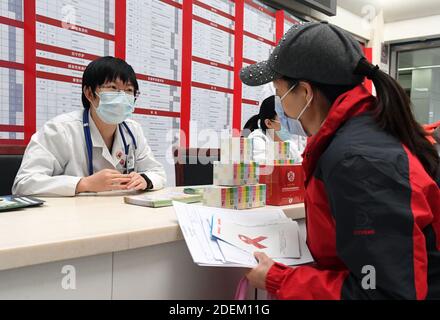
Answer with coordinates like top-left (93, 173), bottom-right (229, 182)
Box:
top-left (82, 108), bottom-right (138, 176)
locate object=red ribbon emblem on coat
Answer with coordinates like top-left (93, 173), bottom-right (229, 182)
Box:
top-left (238, 235), bottom-right (268, 249)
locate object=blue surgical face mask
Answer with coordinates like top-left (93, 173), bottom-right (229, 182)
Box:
top-left (275, 84), bottom-right (313, 137)
top-left (94, 91), bottom-right (135, 125)
top-left (276, 124), bottom-right (293, 141)
top-left (269, 119), bottom-right (292, 141)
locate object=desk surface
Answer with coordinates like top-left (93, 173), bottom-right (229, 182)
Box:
top-left (0, 188), bottom-right (305, 271)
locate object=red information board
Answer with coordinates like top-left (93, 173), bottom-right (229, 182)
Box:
top-left (0, 0), bottom-right (309, 154)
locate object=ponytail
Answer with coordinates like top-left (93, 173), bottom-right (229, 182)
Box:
top-left (354, 58), bottom-right (440, 179)
top-left (243, 114), bottom-right (260, 132)
top-left (242, 95), bottom-right (277, 135)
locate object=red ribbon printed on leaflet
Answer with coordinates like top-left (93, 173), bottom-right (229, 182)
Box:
top-left (238, 235), bottom-right (268, 249)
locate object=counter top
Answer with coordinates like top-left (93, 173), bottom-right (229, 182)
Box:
top-left (0, 188), bottom-right (305, 271)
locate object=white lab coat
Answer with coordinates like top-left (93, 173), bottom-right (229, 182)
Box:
top-left (248, 129), bottom-right (305, 164)
top-left (13, 110), bottom-right (166, 197)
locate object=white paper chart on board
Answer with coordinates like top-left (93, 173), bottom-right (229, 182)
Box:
top-left (190, 0), bottom-right (235, 149)
top-left (241, 0), bottom-right (276, 131)
top-left (244, 0), bottom-right (276, 43)
top-left (35, 0), bottom-right (115, 129)
top-left (0, 0), bottom-right (24, 141)
top-left (126, 0), bottom-right (183, 187)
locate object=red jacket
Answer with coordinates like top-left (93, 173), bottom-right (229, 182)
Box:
top-left (266, 85), bottom-right (440, 300)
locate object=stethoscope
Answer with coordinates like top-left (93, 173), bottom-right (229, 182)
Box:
top-left (83, 109), bottom-right (138, 176)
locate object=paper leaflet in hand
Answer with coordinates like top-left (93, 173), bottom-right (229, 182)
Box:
top-left (211, 216), bottom-right (301, 258)
top-left (173, 201), bottom-right (313, 268)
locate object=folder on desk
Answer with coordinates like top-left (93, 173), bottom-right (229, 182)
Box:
top-left (173, 201), bottom-right (313, 268)
top-left (0, 196), bottom-right (45, 212)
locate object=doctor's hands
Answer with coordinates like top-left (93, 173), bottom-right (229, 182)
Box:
top-left (246, 252), bottom-right (275, 290)
top-left (125, 172), bottom-right (148, 191)
top-left (75, 169), bottom-right (133, 193)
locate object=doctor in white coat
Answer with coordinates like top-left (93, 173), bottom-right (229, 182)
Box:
top-left (13, 57), bottom-right (166, 197)
top-left (243, 95), bottom-right (305, 163)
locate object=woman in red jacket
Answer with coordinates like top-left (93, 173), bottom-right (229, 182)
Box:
top-left (240, 22), bottom-right (440, 300)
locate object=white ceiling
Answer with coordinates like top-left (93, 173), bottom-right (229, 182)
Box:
top-left (338, 0), bottom-right (440, 23)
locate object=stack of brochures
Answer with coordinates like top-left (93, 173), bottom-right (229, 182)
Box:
top-left (173, 201), bottom-right (313, 267)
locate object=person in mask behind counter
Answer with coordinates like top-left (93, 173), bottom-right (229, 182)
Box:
top-left (242, 95), bottom-right (305, 163)
top-left (13, 56), bottom-right (166, 197)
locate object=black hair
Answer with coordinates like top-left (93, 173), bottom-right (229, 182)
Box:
top-left (243, 95), bottom-right (277, 135)
top-left (81, 56), bottom-right (139, 109)
top-left (284, 57), bottom-right (440, 179)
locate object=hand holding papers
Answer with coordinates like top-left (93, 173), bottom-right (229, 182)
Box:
top-left (173, 201), bottom-right (313, 268)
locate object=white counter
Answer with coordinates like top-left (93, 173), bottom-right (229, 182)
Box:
top-left (0, 188), bottom-right (305, 299)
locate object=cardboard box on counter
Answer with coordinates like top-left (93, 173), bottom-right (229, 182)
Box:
top-left (259, 164), bottom-right (305, 206)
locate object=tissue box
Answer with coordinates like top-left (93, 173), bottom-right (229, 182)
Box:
top-left (259, 164), bottom-right (305, 206)
top-left (203, 184), bottom-right (266, 210)
top-left (220, 138), bottom-right (253, 163)
top-left (213, 161), bottom-right (259, 186)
